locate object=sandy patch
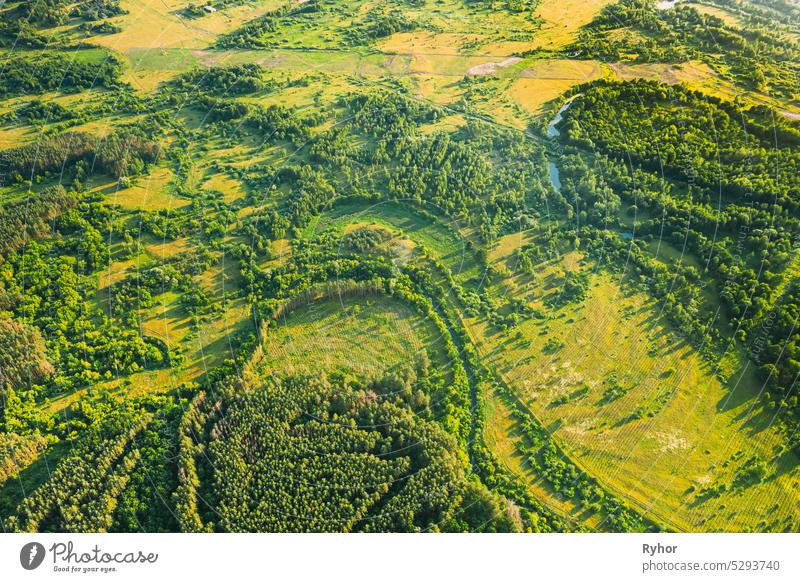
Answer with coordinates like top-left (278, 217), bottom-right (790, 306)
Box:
top-left (654, 430), bottom-right (690, 453)
top-left (562, 419), bottom-right (593, 437)
top-left (467, 57), bottom-right (522, 76)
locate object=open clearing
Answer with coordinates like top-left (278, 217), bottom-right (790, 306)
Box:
top-left (468, 248), bottom-right (800, 532)
top-left (260, 295), bottom-right (451, 378)
top-left (90, 0), bottom-right (286, 52)
top-left (105, 167), bottom-right (191, 211)
top-left (531, 0), bottom-right (617, 50)
top-left (307, 201), bottom-right (483, 284)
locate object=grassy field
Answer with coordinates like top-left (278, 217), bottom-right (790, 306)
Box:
top-left (104, 166), bottom-right (191, 211)
top-left (609, 60), bottom-right (716, 85)
top-left (685, 2), bottom-right (743, 27)
top-left (467, 240), bottom-right (800, 532)
top-left (530, 0), bottom-right (617, 50)
top-left (90, 0), bottom-right (286, 52)
top-left (201, 173), bottom-right (246, 203)
top-left (306, 201), bottom-right (483, 284)
top-left (0, 126), bottom-right (30, 150)
top-left (307, 203), bottom-right (799, 531)
top-left (259, 295), bottom-right (451, 378)
top-left (507, 59), bottom-right (606, 118)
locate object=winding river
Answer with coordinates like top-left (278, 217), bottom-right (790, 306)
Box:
top-left (546, 100), bottom-right (573, 192)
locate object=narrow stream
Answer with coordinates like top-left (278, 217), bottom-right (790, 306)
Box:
top-left (545, 98), bottom-right (635, 240)
top-left (548, 161), bottom-right (561, 192)
top-left (546, 100), bottom-right (572, 139)
top-left (546, 100), bottom-right (573, 192)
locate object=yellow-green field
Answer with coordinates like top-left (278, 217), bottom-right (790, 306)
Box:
top-left (531, 0), bottom-right (617, 50)
top-left (467, 241), bottom-right (800, 532)
top-left (306, 202), bottom-right (482, 283)
top-left (259, 295), bottom-right (451, 377)
top-left (508, 60), bottom-right (606, 118)
top-left (686, 2), bottom-right (743, 27)
top-left (90, 0), bottom-right (287, 52)
top-left (104, 166), bottom-right (191, 211)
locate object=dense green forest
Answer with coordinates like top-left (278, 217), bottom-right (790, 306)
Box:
top-left (0, 0), bottom-right (798, 533)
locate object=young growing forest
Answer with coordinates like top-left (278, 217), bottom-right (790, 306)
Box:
top-left (0, 0), bottom-right (798, 533)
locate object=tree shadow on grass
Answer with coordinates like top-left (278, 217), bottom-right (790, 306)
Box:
top-left (763, 447), bottom-right (800, 482)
